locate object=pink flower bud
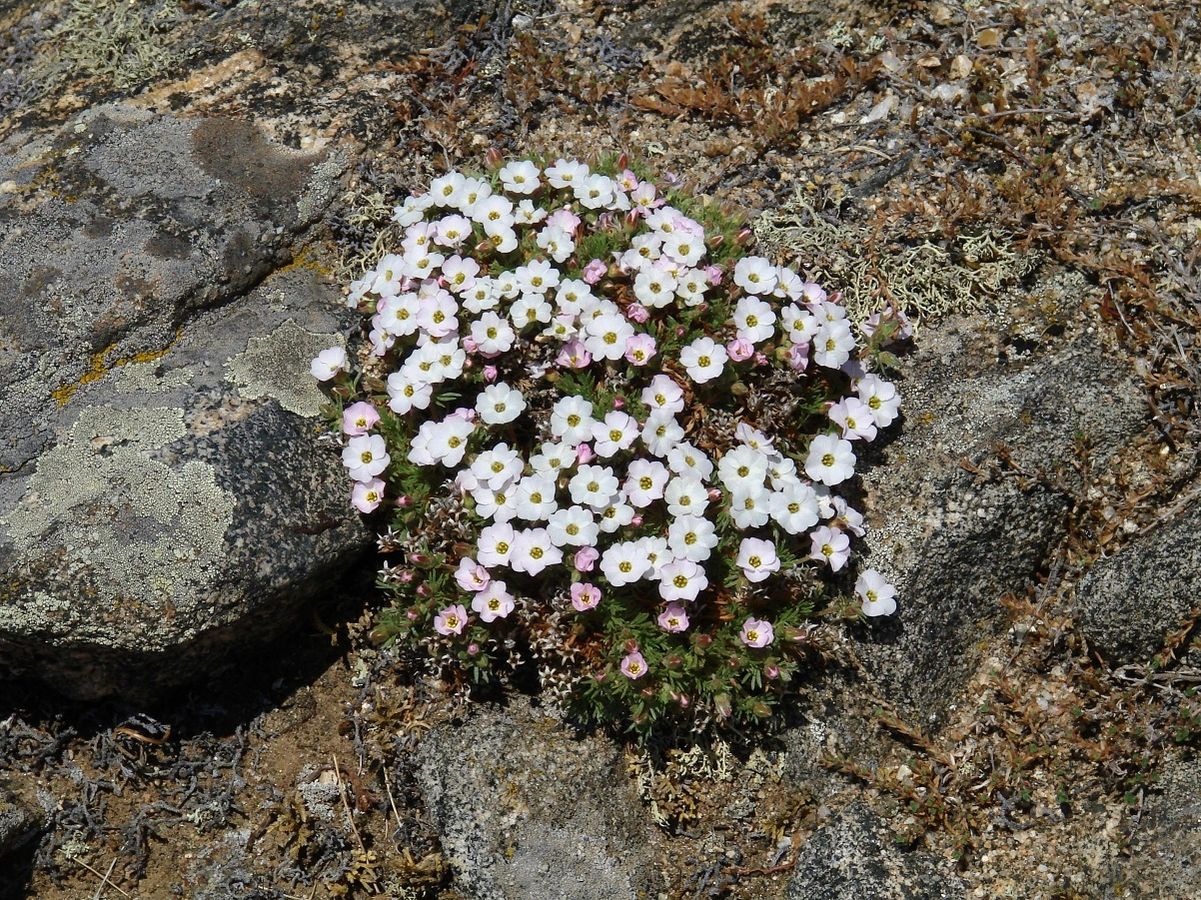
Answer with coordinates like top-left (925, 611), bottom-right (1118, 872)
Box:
top-left (753, 352), bottom-right (768, 366)
top-left (727, 337), bottom-right (754, 362)
top-left (625, 303), bottom-right (650, 323)
top-left (484, 147), bottom-right (503, 169)
top-left (625, 209), bottom-right (641, 228)
top-left (475, 239), bottom-right (494, 255)
top-left (624, 638), bottom-right (639, 653)
top-left (451, 407), bottom-right (476, 422)
top-left (787, 342), bottom-right (810, 372)
top-left (576, 443), bottom-right (595, 464)
top-left (397, 495), bottom-right (412, 508)
top-left (675, 325), bottom-right (686, 338)
top-left (462, 336), bottom-right (479, 353)
top-left (582, 259), bottom-right (606, 285)
top-left (736, 226), bottom-right (753, 245)
top-left (416, 584), bottom-right (431, 598)
top-left (613, 395), bottom-right (625, 409)
top-left (617, 152), bottom-right (629, 170)
top-left (407, 551), bottom-right (430, 565)
top-left (399, 570), bottom-right (415, 584)
top-left (574, 547), bottom-right (599, 572)
top-left (765, 663), bottom-right (780, 680)
top-left (483, 365), bottom-right (498, 382)
top-left (405, 608), bottom-right (418, 619)
top-left (630, 514), bottom-right (643, 527)
top-left (467, 642), bottom-right (481, 656)
top-left (707, 487), bottom-right (722, 501)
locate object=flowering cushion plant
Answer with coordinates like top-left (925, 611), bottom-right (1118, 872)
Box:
top-left (313, 153), bottom-right (906, 735)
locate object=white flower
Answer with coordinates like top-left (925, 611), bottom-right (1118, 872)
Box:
top-left (813, 319), bottom-right (856, 369)
top-left (733, 296), bottom-right (777, 343)
top-left (641, 414), bottom-right (685, 458)
top-left (462, 277), bottom-right (498, 314)
top-left (472, 581), bottom-right (515, 622)
top-left (550, 395), bottom-right (596, 446)
top-left (592, 411), bottom-right (639, 458)
top-left (454, 557), bottom-right (491, 592)
top-left (734, 423), bottom-right (775, 455)
top-left (733, 256), bottom-right (778, 294)
top-left (536, 225), bottom-right (575, 264)
top-left (667, 514), bottom-right (719, 562)
top-left (597, 500), bottom-right (636, 534)
top-left (600, 541), bottom-right (650, 586)
top-left (430, 171), bottom-right (466, 206)
top-left (440, 255), bottom-right (479, 292)
top-left (342, 434), bottom-right (390, 482)
top-left (638, 536), bottom-right (672, 576)
top-left (675, 268), bottom-right (708, 306)
top-left (499, 160), bottom-right (540, 194)
top-left (507, 528), bottom-right (562, 575)
top-left (805, 434), bottom-right (856, 486)
top-left (781, 303), bottom-right (819, 344)
top-left (310, 346), bottom-right (347, 381)
top-left (641, 374), bottom-right (686, 416)
top-left (718, 445), bottom-right (769, 493)
top-left (662, 231), bottom-right (705, 266)
top-left (679, 336), bottom-right (727, 384)
top-left (583, 312), bottom-right (634, 361)
top-left (667, 442), bottom-right (714, 480)
top-left (809, 525), bottom-right (851, 571)
top-left (433, 214), bottom-right (473, 248)
top-left (473, 483), bottom-right (518, 522)
top-left (386, 373), bottom-right (433, 414)
top-left (569, 464), bottom-right (620, 511)
top-left (554, 279), bottom-right (595, 316)
top-left (767, 455), bottom-right (798, 488)
top-left (476, 383), bottom-right (526, 426)
top-left (829, 397), bottom-right (879, 441)
top-left (470, 444), bottom-right (523, 491)
top-left (515, 259), bottom-right (559, 295)
top-left (417, 289), bottom-right (458, 338)
top-left (575, 173), bottom-right (615, 209)
top-left (856, 569), bottom-right (898, 616)
top-left (774, 266), bottom-right (805, 300)
top-left (663, 476), bottom-right (709, 517)
top-left (769, 483), bottom-right (821, 534)
top-left (547, 506), bottom-right (599, 547)
top-left (402, 249), bottom-right (443, 280)
top-left (377, 293), bottom-right (420, 337)
top-left (545, 158), bottom-right (589, 189)
top-left (736, 537), bottom-right (781, 582)
top-left (728, 486), bottom-right (772, 529)
top-left (624, 459), bottom-right (669, 507)
top-left (476, 522), bottom-right (516, 567)
top-left (470, 311), bottom-right (517, 355)
top-left (392, 194), bottom-right (432, 227)
top-left (529, 441), bottom-right (576, 476)
top-left (514, 474), bottom-right (559, 522)
top-left (856, 374), bottom-right (902, 427)
top-left (658, 559), bottom-right (708, 603)
top-left (426, 416), bottom-right (475, 467)
top-left (633, 267), bottom-right (677, 308)
top-left (509, 293), bottom-right (553, 329)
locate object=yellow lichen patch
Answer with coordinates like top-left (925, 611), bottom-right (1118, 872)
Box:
top-left (51, 328), bottom-right (183, 406)
top-left (276, 246), bottom-right (335, 280)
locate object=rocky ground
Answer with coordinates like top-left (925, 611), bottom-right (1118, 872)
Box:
top-left (1, 0), bottom-right (1200, 897)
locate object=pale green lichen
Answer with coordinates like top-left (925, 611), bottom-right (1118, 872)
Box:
top-left (225, 319), bottom-right (343, 418)
top-left (0, 405), bottom-right (234, 625)
top-left (753, 190), bottom-right (1042, 327)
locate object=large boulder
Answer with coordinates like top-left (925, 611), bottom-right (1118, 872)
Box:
top-left (1076, 501), bottom-right (1201, 664)
top-left (788, 802), bottom-right (963, 900)
top-left (415, 698), bottom-right (659, 900)
top-left (857, 313), bottom-right (1147, 719)
top-left (0, 104), bottom-right (370, 699)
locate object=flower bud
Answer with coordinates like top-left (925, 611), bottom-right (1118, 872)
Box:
top-left (475, 238), bottom-right (495, 256)
top-left (629, 514), bottom-right (643, 527)
top-left (415, 583), bottom-right (431, 598)
top-left (467, 642), bottom-right (481, 656)
top-left (408, 551), bottom-right (431, 566)
top-left (624, 639), bottom-right (639, 654)
top-left (483, 365), bottom-right (499, 382)
top-left (707, 234), bottom-right (725, 250)
top-left (694, 633), bottom-right (713, 649)
top-left (405, 608), bottom-right (419, 620)
top-left (663, 654), bottom-right (682, 670)
top-left (613, 395), bottom-right (625, 409)
top-left (617, 152), bottom-right (629, 170)
top-left (714, 694), bottom-right (733, 718)
top-left (765, 663), bottom-right (780, 680)
top-left (751, 701), bottom-right (772, 718)
top-left (736, 226), bottom-right (753, 245)
top-left (484, 147), bottom-right (503, 169)
top-left (397, 495), bottom-right (412, 508)
top-left (625, 209), bottom-right (641, 229)
top-left (399, 569), bottom-right (415, 584)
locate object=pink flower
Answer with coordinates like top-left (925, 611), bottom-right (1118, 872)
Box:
top-left (739, 617), bottom-right (774, 648)
top-left (753, 352), bottom-right (769, 367)
top-left (787, 341), bottom-right (810, 372)
top-left (450, 406), bottom-right (477, 422)
top-left (556, 339), bottom-right (592, 369)
top-left (351, 478), bottom-right (385, 513)
top-left (726, 338), bottom-right (754, 362)
top-left (657, 603), bottom-right (690, 633)
top-left (574, 547), bottom-right (599, 572)
top-left (704, 265), bottom-right (723, 285)
top-left (453, 558), bottom-right (490, 592)
top-left (342, 401), bottom-right (380, 436)
top-left (462, 336), bottom-right (479, 354)
top-left (621, 650), bottom-right (648, 679)
top-left (571, 582), bottom-right (602, 612)
top-left (434, 604), bottom-right (468, 636)
top-left (582, 259), bottom-right (607, 284)
top-left (546, 208), bottom-right (581, 233)
top-left (625, 303), bottom-right (650, 324)
top-left (576, 443), bottom-right (595, 464)
top-left (483, 365), bottom-right (499, 382)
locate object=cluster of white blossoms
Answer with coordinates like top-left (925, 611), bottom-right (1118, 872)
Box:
top-left (314, 157), bottom-right (902, 682)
